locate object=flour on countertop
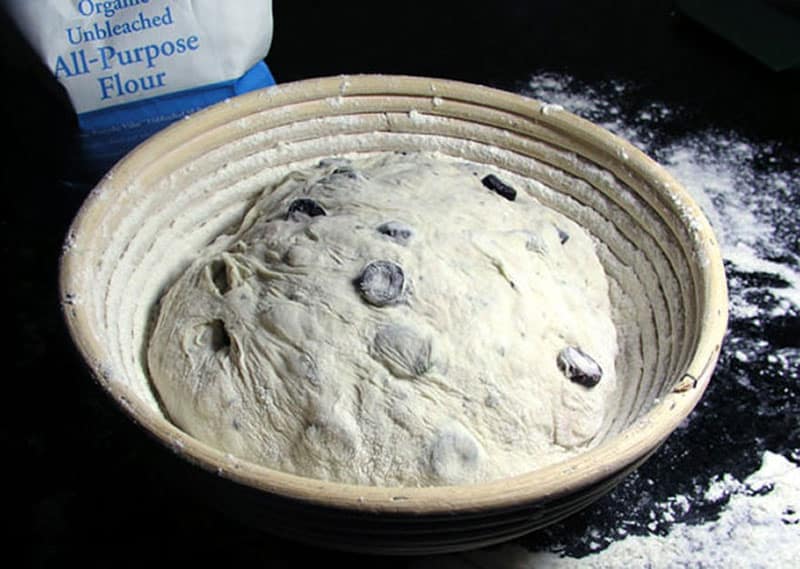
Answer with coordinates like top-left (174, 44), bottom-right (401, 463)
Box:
top-left (414, 451), bottom-right (800, 568)
top-left (417, 72), bottom-right (799, 566)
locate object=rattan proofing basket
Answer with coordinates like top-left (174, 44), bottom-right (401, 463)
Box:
top-left (59, 75), bottom-right (728, 554)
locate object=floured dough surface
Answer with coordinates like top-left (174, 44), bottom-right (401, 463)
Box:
top-left (147, 151), bottom-right (618, 486)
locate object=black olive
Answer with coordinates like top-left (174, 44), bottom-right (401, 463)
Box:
top-left (286, 198), bottom-right (327, 220)
top-left (377, 221), bottom-right (414, 245)
top-left (557, 346), bottom-right (603, 387)
top-left (355, 260), bottom-right (406, 307)
top-left (481, 174), bottom-right (517, 201)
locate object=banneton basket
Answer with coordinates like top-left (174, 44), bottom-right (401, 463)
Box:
top-left (59, 75), bottom-right (728, 555)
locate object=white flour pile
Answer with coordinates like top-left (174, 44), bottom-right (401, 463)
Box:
top-left (413, 72), bottom-right (800, 567)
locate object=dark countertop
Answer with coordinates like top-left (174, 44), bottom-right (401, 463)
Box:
top-left (5, 1), bottom-right (799, 566)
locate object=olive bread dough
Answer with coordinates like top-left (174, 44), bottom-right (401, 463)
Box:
top-left (147, 151), bottom-right (619, 486)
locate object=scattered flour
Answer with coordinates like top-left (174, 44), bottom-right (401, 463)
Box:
top-left (414, 451), bottom-right (800, 568)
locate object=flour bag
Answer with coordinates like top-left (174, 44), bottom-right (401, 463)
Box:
top-left (4, 0), bottom-right (275, 181)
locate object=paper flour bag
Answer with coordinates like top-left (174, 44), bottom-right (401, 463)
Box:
top-left (4, 0), bottom-right (275, 181)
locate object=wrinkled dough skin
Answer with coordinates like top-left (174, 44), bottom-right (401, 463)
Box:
top-left (147, 152), bottom-right (619, 486)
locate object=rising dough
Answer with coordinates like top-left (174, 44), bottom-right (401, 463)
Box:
top-left (147, 151), bottom-right (618, 486)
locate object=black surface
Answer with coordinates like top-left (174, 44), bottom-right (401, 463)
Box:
top-left (5, 1), bottom-right (799, 567)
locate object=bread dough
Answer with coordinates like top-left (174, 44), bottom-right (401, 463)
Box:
top-left (147, 151), bottom-right (618, 486)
